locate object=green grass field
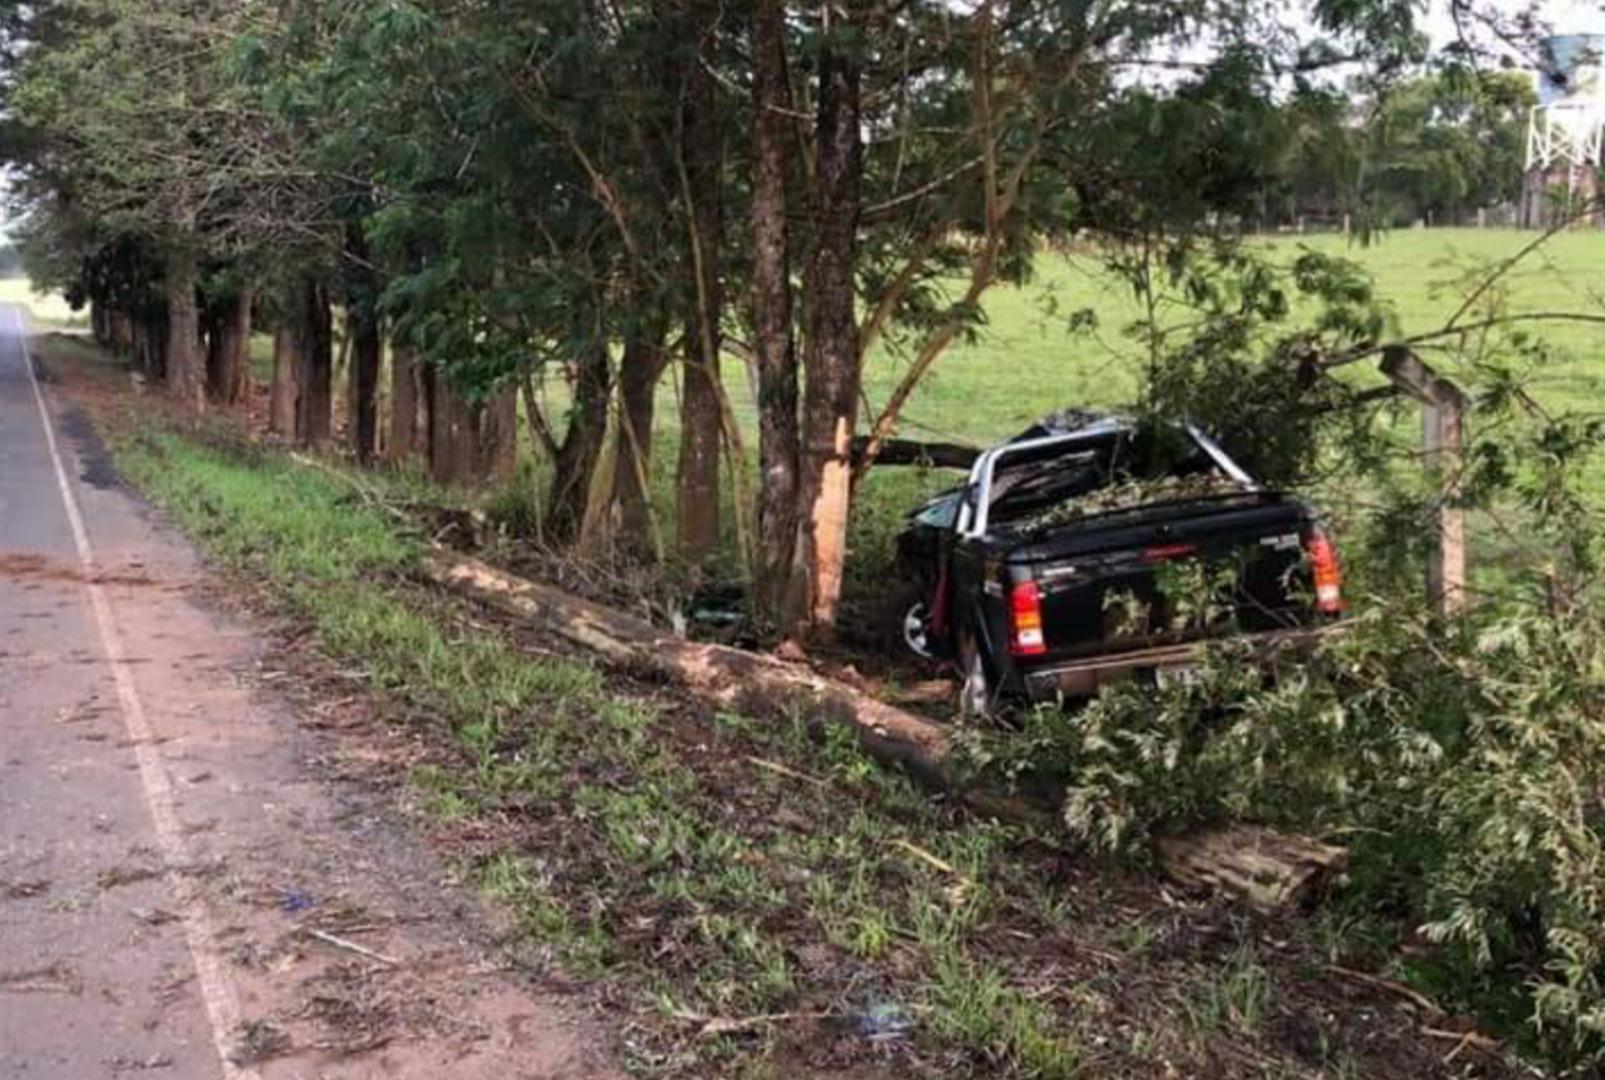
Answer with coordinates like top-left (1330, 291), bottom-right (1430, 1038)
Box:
top-left (856, 227), bottom-right (1605, 445)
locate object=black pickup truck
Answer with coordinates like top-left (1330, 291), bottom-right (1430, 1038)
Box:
top-left (892, 412), bottom-right (1343, 717)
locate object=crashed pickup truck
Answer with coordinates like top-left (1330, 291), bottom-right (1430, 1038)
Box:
top-left (890, 412), bottom-right (1343, 717)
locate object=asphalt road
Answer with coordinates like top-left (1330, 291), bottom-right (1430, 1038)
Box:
top-left (0, 308), bottom-right (613, 1079)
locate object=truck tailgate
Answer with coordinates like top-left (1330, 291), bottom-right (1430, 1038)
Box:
top-left (1009, 498), bottom-right (1312, 662)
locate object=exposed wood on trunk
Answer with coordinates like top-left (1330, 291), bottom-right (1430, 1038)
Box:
top-left (674, 0), bottom-right (726, 563)
top-left (387, 342), bottom-right (423, 461)
top-left (791, 31), bottom-right (864, 637)
top-left (850, 436), bottom-right (979, 471)
top-left (269, 326), bottom-right (300, 438)
top-left (1157, 825), bottom-right (1348, 913)
top-left (164, 246), bottom-right (203, 408)
top-left (752, 0), bottom-right (799, 630)
top-left (294, 278), bottom-right (334, 448)
top-left (615, 329), bottom-right (668, 553)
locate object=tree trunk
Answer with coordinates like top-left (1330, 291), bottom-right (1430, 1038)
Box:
top-left (482, 388), bottom-right (518, 482)
top-left (548, 335), bottom-right (613, 539)
top-left (427, 367), bottom-right (469, 485)
top-left (614, 329), bottom-right (668, 553)
top-left (388, 342), bottom-right (424, 461)
top-left (136, 308), bottom-right (169, 382)
top-left (165, 246), bottom-right (203, 408)
top-left (752, 0), bottom-right (799, 630)
top-left (111, 310), bottom-right (133, 355)
top-left (790, 33), bottom-right (864, 638)
top-left (205, 289), bottom-right (254, 406)
top-left (674, 0), bottom-right (725, 562)
top-left (294, 279), bottom-right (334, 448)
top-left (269, 326), bottom-right (300, 438)
top-left (424, 368), bottom-right (516, 487)
top-left (90, 300), bottom-right (110, 347)
top-left (348, 310), bottom-right (382, 463)
top-left (345, 225), bottom-right (383, 464)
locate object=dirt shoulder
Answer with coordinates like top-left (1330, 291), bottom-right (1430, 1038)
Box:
top-left (36, 331), bottom-right (1522, 1079)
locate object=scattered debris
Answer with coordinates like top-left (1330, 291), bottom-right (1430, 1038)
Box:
top-left (1329, 964), bottom-right (1444, 1017)
top-left (0, 961), bottom-right (83, 995)
top-left (228, 1020), bottom-right (292, 1066)
top-left (280, 888), bottom-right (316, 914)
top-left (107, 1052), bottom-right (175, 1072)
top-left (98, 863), bottom-right (164, 890)
top-left (130, 906), bottom-right (179, 926)
top-left (1157, 825), bottom-right (1348, 912)
top-left (305, 928), bottom-right (399, 967)
top-left (744, 756), bottom-right (827, 789)
top-left (671, 1006), bottom-right (830, 1039)
top-left (849, 1000), bottom-right (913, 1042)
top-left (2, 878), bottom-right (51, 900)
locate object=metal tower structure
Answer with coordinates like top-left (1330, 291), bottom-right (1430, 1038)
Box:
top-left (1523, 33), bottom-right (1605, 226)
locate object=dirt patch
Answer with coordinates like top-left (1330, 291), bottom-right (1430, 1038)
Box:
top-left (0, 550), bottom-right (166, 588)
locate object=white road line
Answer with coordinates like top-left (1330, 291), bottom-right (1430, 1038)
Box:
top-left (14, 307), bottom-right (257, 1080)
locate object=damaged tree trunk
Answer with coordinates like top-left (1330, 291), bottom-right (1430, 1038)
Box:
top-left (791, 32), bottom-right (864, 637)
top-left (548, 332), bottom-right (614, 539)
top-left (423, 548), bottom-right (1348, 907)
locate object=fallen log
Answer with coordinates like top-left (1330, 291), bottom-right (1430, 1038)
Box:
top-left (1157, 824), bottom-right (1348, 913)
top-left (422, 549), bottom-right (960, 787)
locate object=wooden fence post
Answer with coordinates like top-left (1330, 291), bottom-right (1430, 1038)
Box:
top-left (1380, 347), bottom-right (1467, 616)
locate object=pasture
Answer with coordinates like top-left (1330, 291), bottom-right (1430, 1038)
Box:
top-left (860, 227), bottom-right (1605, 447)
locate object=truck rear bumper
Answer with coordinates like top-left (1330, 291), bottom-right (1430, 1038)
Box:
top-left (1019, 624), bottom-right (1342, 701)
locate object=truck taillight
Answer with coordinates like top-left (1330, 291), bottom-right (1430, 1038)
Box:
top-left (1010, 580), bottom-right (1047, 656)
top-left (1306, 529), bottom-right (1344, 614)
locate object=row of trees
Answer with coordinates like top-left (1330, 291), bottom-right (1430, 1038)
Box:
top-left (2, 0), bottom-right (1438, 639)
